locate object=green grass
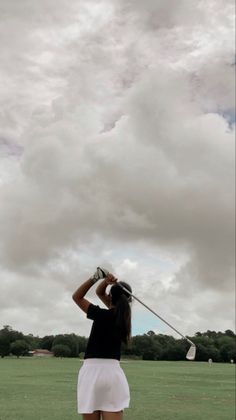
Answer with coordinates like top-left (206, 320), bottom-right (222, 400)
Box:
top-left (0, 358), bottom-right (235, 420)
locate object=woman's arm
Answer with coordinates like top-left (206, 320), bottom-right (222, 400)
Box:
top-left (96, 274), bottom-right (117, 308)
top-left (96, 279), bottom-right (110, 308)
top-left (72, 278), bottom-right (95, 313)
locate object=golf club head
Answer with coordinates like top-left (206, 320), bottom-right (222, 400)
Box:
top-left (186, 344), bottom-right (196, 361)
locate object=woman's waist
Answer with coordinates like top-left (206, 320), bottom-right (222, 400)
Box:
top-left (83, 358), bottom-right (120, 366)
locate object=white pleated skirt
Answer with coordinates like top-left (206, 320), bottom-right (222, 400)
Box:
top-left (77, 359), bottom-right (130, 414)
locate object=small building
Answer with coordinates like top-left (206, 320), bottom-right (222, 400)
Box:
top-left (29, 349), bottom-right (54, 357)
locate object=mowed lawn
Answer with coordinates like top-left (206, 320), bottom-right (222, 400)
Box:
top-left (0, 358), bottom-right (235, 420)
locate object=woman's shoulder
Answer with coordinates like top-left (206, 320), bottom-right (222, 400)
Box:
top-left (87, 303), bottom-right (113, 320)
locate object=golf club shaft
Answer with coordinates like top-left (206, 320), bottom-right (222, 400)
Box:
top-left (120, 285), bottom-right (195, 347)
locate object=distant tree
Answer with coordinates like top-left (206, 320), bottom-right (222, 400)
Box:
top-left (225, 330), bottom-right (235, 338)
top-left (147, 330), bottom-right (155, 336)
top-left (10, 340), bottom-right (29, 358)
top-left (1, 325), bottom-right (24, 342)
top-left (143, 349), bottom-right (156, 360)
top-left (24, 334), bottom-right (41, 351)
top-left (151, 336), bottom-right (163, 360)
top-left (52, 334), bottom-right (79, 357)
top-left (40, 335), bottom-right (54, 351)
top-left (1, 325), bottom-right (235, 362)
top-left (207, 345), bottom-right (221, 362)
top-left (0, 326), bottom-right (14, 358)
top-left (155, 334), bottom-right (176, 360)
top-left (165, 343), bottom-right (186, 361)
top-left (77, 336), bottom-right (88, 353)
top-left (218, 336), bottom-right (236, 362)
top-left (52, 344), bottom-right (71, 357)
top-left (195, 343), bottom-right (209, 361)
top-left (131, 335), bottom-right (152, 356)
top-left (204, 330), bottom-right (218, 339)
top-left (0, 326), bottom-right (32, 357)
top-left (0, 334), bottom-right (10, 358)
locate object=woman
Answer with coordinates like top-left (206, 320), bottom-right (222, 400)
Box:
top-left (72, 267), bottom-right (132, 420)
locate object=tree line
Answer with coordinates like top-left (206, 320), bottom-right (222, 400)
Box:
top-left (0, 325), bottom-right (235, 362)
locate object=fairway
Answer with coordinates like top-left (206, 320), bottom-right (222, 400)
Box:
top-left (0, 358), bottom-right (235, 420)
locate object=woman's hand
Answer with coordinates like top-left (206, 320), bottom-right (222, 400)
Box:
top-left (105, 273), bottom-right (118, 285)
top-left (96, 273), bottom-right (117, 308)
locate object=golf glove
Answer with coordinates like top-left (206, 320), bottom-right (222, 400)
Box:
top-left (91, 267), bottom-right (109, 283)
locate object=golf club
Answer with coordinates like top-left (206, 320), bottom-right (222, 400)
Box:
top-left (119, 282), bottom-right (196, 361)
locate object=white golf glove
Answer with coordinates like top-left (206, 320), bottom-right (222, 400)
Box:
top-left (90, 267), bottom-right (109, 283)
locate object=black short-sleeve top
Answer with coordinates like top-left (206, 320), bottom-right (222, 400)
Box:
top-left (84, 303), bottom-right (122, 361)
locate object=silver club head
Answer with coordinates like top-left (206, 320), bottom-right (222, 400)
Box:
top-left (186, 344), bottom-right (196, 361)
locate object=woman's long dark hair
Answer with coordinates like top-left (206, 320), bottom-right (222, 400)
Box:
top-left (110, 282), bottom-right (132, 345)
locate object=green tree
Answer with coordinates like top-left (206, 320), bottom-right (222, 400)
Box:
top-left (10, 340), bottom-right (29, 358)
top-left (147, 330), bottom-right (155, 336)
top-left (24, 334), bottom-right (41, 350)
top-left (225, 330), bottom-right (235, 338)
top-left (143, 349), bottom-right (156, 360)
top-left (155, 335), bottom-right (178, 360)
top-left (131, 335), bottom-right (153, 356)
top-left (52, 344), bottom-right (71, 357)
top-left (77, 336), bottom-right (88, 353)
top-left (207, 345), bottom-right (221, 362)
top-left (165, 343), bottom-right (186, 361)
top-left (219, 337), bottom-right (236, 362)
top-left (0, 325), bottom-right (15, 358)
top-left (39, 335), bottom-right (54, 351)
top-left (52, 334), bottom-right (79, 357)
top-left (0, 334), bottom-right (10, 358)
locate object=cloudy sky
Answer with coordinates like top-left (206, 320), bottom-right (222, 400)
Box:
top-left (0, 0), bottom-right (235, 339)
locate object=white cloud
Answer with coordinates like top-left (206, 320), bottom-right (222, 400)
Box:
top-left (0, 0), bottom-right (234, 337)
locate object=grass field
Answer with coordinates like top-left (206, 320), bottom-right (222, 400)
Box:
top-left (0, 358), bottom-right (235, 420)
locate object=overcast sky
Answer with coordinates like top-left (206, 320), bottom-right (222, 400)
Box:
top-left (0, 0), bottom-right (235, 339)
